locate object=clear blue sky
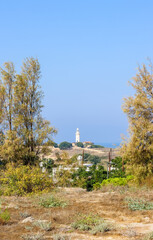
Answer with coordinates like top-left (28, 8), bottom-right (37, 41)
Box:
top-left (0, 0), bottom-right (153, 145)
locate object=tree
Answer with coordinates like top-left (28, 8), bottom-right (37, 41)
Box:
top-left (110, 157), bottom-right (126, 178)
top-left (59, 141), bottom-right (72, 150)
top-left (76, 142), bottom-right (84, 148)
top-left (0, 57), bottom-right (56, 165)
top-left (122, 62), bottom-right (153, 183)
top-left (0, 62), bottom-right (15, 132)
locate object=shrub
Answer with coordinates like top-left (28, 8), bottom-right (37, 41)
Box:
top-left (83, 153), bottom-right (102, 165)
top-left (71, 214), bottom-right (101, 231)
top-left (53, 235), bottom-right (71, 240)
top-left (55, 168), bottom-right (74, 187)
top-left (53, 142), bottom-right (58, 148)
top-left (71, 214), bottom-right (113, 234)
top-left (21, 233), bottom-right (44, 240)
top-left (0, 208), bottom-right (10, 224)
top-left (33, 220), bottom-right (52, 231)
top-left (39, 195), bottom-right (67, 208)
top-left (143, 232), bottom-right (153, 240)
top-left (110, 156), bottom-right (126, 178)
top-left (90, 222), bottom-right (113, 235)
top-left (76, 142), bottom-right (84, 148)
top-left (59, 142), bottom-right (72, 150)
top-left (0, 164), bottom-right (53, 196)
top-left (72, 165), bottom-right (107, 191)
top-left (101, 176), bottom-right (133, 187)
top-left (125, 197), bottom-right (153, 211)
top-left (90, 144), bottom-right (104, 149)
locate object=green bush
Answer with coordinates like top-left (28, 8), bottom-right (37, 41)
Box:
top-left (71, 214), bottom-right (113, 234)
top-left (0, 164), bottom-right (53, 196)
top-left (39, 195), bottom-right (67, 208)
top-left (53, 142), bottom-right (58, 148)
top-left (0, 208), bottom-right (10, 224)
top-left (76, 142), bottom-right (84, 148)
top-left (59, 141), bottom-right (72, 150)
top-left (125, 197), bottom-right (153, 211)
top-left (101, 176), bottom-right (133, 187)
top-left (90, 144), bottom-right (104, 149)
top-left (110, 156), bottom-right (126, 178)
top-left (83, 153), bottom-right (102, 165)
top-left (72, 165), bottom-right (107, 191)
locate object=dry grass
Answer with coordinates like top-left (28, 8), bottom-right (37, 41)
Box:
top-left (0, 187), bottom-right (152, 240)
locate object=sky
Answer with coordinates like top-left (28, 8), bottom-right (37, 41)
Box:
top-left (0, 0), bottom-right (153, 146)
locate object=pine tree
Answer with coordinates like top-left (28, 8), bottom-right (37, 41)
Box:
top-left (0, 57), bottom-right (56, 165)
top-left (122, 63), bottom-right (153, 183)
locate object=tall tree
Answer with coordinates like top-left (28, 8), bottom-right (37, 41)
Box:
top-left (0, 57), bottom-right (56, 165)
top-left (0, 62), bottom-right (15, 131)
top-left (122, 63), bottom-right (153, 183)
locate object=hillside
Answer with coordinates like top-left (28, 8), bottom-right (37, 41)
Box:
top-left (45, 146), bottom-right (119, 167)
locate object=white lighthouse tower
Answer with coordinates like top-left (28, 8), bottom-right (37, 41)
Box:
top-left (75, 128), bottom-right (80, 143)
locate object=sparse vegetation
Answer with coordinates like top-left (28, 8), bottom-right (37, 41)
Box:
top-left (39, 195), bottom-right (67, 208)
top-left (20, 212), bottom-right (31, 218)
top-left (125, 197), bottom-right (153, 211)
top-left (21, 233), bottom-right (44, 240)
top-left (143, 232), bottom-right (153, 240)
top-left (53, 235), bottom-right (71, 240)
top-left (71, 213), bottom-right (113, 234)
top-left (90, 222), bottom-right (113, 235)
top-left (33, 220), bottom-right (52, 231)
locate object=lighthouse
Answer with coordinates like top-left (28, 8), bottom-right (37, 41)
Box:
top-left (75, 128), bottom-right (80, 143)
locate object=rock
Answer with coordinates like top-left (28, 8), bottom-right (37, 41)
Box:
top-left (21, 217), bottom-right (34, 223)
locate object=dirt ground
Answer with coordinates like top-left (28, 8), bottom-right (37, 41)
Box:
top-left (0, 187), bottom-right (153, 240)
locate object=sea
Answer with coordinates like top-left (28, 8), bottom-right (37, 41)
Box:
top-left (95, 143), bottom-right (120, 148)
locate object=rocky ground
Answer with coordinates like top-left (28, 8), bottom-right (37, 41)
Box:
top-left (0, 187), bottom-right (153, 240)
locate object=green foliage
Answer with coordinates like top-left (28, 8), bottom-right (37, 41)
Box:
top-left (0, 58), bottom-right (56, 165)
top-left (0, 208), bottom-right (10, 223)
top-left (76, 142), bottom-right (84, 148)
top-left (110, 157), bottom-right (126, 178)
top-left (55, 168), bottom-right (74, 187)
top-left (39, 195), bottom-right (67, 208)
top-left (101, 176), bottom-right (133, 187)
top-left (59, 141), bottom-right (72, 150)
top-left (71, 214), bottom-right (101, 231)
top-left (90, 222), bottom-right (113, 235)
top-left (53, 142), bottom-right (58, 148)
top-left (125, 197), bottom-right (153, 211)
top-left (0, 131), bottom-right (4, 145)
top-left (41, 158), bottom-right (54, 174)
top-left (83, 153), bottom-right (101, 165)
top-left (122, 62), bottom-right (153, 183)
top-left (72, 165), bottom-right (107, 191)
top-left (71, 214), bottom-right (113, 234)
top-left (0, 164), bottom-right (53, 196)
top-left (90, 144), bottom-right (104, 149)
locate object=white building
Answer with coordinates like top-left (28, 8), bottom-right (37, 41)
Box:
top-left (75, 128), bottom-right (80, 142)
